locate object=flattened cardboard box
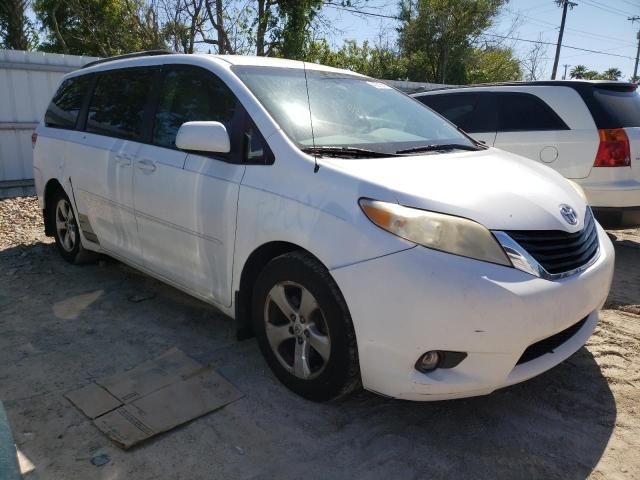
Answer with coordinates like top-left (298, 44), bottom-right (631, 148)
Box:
top-left (66, 348), bottom-right (242, 449)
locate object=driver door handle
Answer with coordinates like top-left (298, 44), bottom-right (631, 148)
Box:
top-left (136, 159), bottom-right (156, 174)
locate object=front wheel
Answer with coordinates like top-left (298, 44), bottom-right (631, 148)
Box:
top-left (252, 252), bottom-right (360, 401)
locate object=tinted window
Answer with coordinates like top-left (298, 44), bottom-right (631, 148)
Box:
top-left (417, 93), bottom-right (495, 133)
top-left (497, 93), bottom-right (568, 131)
top-left (152, 68), bottom-right (236, 148)
top-left (45, 76), bottom-right (92, 129)
top-left (85, 68), bottom-right (153, 140)
top-left (590, 87), bottom-right (640, 128)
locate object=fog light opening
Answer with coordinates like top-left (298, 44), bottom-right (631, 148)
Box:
top-left (416, 351), bottom-right (440, 373)
top-left (415, 350), bottom-right (468, 373)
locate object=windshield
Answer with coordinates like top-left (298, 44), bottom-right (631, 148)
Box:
top-left (232, 65), bottom-right (475, 156)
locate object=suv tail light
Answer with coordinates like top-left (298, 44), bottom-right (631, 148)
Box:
top-left (31, 132), bottom-right (38, 148)
top-left (594, 128), bottom-right (630, 167)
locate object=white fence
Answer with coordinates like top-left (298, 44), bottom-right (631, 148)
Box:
top-left (0, 49), bottom-right (97, 198)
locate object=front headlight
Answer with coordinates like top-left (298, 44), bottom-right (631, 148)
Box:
top-left (359, 199), bottom-right (512, 267)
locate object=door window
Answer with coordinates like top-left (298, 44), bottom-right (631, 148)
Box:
top-left (85, 68), bottom-right (154, 140)
top-left (497, 93), bottom-right (568, 132)
top-left (152, 68), bottom-right (236, 149)
top-left (45, 75), bottom-right (92, 129)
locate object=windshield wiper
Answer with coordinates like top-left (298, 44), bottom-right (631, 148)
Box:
top-left (301, 146), bottom-right (400, 158)
top-left (395, 143), bottom-right (481, 154)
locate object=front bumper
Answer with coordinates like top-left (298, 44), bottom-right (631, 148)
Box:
top-left (331, 224), bottom-right (615, 401)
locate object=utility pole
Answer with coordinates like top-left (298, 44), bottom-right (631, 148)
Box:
top-left (562, 64), bottom-right (570, 80)
top-left (629, 16), bottom-right (640, 81)
top-left (551, 0), bottom-right (578, 80)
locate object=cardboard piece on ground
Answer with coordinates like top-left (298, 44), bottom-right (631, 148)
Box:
top-left (65, 383), bottom-right (122, 419)
top-left (66, 349), bottom-right (242, 449)
top-left (97, 347), bottom-right (203, 403)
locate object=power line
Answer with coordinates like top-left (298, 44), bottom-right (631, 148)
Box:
top-left (580, 0), bottom-right (636, 18)
top-left (328, 4), bottom-right (637, 61)
top-left (480, 32), bottom-right (637, 60)
top-left (504, 8), bottom-right (635, 45)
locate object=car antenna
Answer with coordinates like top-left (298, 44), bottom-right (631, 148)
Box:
top-left (303, 61), bottom-right (320, 173)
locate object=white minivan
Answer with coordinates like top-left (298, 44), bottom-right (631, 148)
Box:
top-left (33, 52), bottom-right (615, 401)
top-left (414, 82), bottom-right (640, 229)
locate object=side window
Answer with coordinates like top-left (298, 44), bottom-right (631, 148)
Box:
top-left (152, 68), bottom-right (236, 149)
top-left (45, 75), bottom-right (92, 129)
top-left (243, 123), bottom-right (273, 165)
top-left (417, 93), bottom-right (488, 133)
top-left (498, 93), bottom-right (568, 132)
top-left (85, 68), bottom-right (154, 140)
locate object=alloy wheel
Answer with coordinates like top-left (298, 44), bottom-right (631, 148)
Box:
top-left (55, 199), bottom-right (77, 252)
top-left (263, 281), bottom-right (331, 379)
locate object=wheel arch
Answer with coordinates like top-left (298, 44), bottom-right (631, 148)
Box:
top-left (235, 241), bottom-right (325, 340)
top-left (43, 178), bottom-right (65, 236)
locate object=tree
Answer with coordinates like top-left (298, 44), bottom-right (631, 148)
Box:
top-left (33, 0), bottom-right (165, 55)
top-left (0, 0), bottom-right (38, 50)
top-left (601, 67), bottom-right (622, 81)
top-left (397, 0), bottom-right (507, 84)
top-left (569, 64), bottom-right (588, 79)
top-left (521, 34), bottom-right (547, 81)
top-left (466, 46), bottom-right (521, 84)
top-left (306, 39), bottom-right (408, 79)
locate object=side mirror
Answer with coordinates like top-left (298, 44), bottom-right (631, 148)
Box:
top-left (175, 121), bottom-right (230, 153)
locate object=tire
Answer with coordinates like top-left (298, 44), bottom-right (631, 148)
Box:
top-left (49, 188), bottom-right (97, 264)
top-left (252, 251), bottom-right (360, 401)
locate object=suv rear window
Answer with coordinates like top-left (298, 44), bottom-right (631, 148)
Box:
top-left (45, 76), bottom-right (92, 129)
top-left (85, 68), bottom-right (154, 140)
top-left (589, 87), bottom-right (640, 128)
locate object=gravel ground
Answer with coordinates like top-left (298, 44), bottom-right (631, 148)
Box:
top-left (0, 196), bottom-right (639, 480)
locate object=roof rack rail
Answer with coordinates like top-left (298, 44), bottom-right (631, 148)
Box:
top-left (81, 50), bottom-right (176, 69)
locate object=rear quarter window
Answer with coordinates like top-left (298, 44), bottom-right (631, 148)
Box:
top-left (497, 92), bottom-right (568, 132)
top-left (45, 75), bottom-right (92, 129)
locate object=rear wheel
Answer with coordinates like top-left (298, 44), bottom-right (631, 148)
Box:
top-left (50, 189), bottom-right (96, 264)
top-left (252, 251), bottom-right (360, 401)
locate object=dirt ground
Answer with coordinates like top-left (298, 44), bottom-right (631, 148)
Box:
top-left (0, 196), bottom-right (639, 480)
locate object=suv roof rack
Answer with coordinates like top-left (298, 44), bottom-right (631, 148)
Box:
top-left (81, 50), bottom-right (176, 69)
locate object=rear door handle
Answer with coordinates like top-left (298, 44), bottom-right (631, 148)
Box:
top-left (114, 153), bottom-right (132, 167)
top-left (136, 159), bottom-right (156, 173)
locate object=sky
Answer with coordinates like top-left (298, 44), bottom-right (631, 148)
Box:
top-left (322, 0), bottom-right (640, 81)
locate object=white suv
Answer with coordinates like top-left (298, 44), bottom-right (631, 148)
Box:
top-left (33, 52), bottom-right (614, 401)
top-left (414, 81), bottom-right (640, 228)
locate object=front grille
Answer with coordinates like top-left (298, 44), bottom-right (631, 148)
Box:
top-left (516, 317), bottom-right (588, 365)
top-left (505, 209), bottom-right (598, 275)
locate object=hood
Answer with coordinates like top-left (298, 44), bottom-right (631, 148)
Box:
top-left (325, 148), bottom-right (589, 232)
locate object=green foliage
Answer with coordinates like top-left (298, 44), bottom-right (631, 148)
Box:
top-left (33, 0), bottom-right (166, 56)
top-left (601, 68), bottom-right (622, 81)
top-left (570, 64), bottom-right (624, 81)
top-left (466, 47), bottom-right (521, 83)
top-left (272, 0), bottom-right (323, 60)
top-left (305, 40), bottom-right (409, 79)
top-left (397, 0), bottom-right (507, 84)
top-left (0, 0), bottom-right (39, 50)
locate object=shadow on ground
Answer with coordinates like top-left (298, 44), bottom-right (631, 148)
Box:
top-left (0, 241), bottom-right (619, 479)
